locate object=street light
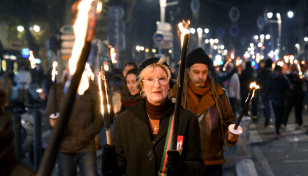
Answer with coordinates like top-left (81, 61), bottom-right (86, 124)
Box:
top-left (189, 28), bottom-right (196, 34)
top-left (210, 39), bottom-right (214, 44)
top-left (204, 28), bottom-right (209, 34)
top-left (214, 39), bottom-right (219, 43)
top-left (287, 11), bottom-right (294, 18)
top-left (140, 46), bottom-right (144, 51)
top-left (213, 45), bottom-right (217, 50)
top-left (205, 39), bottom-right (209, 43)
top-left (266, 34), bottom-right (270, 40)
top-left (33, 25), bottom-right (40, 32)
top-left (304, 37), bottom-right (308, 42)
top-left (267, 12), bottom-right (273, 19)
top-left (295, 43), bottom-right (299, 47)
top-left (152, 49), bottom-right (156, 53)
top-left (197, 28), bottom-right (203, 33)
top-left (254, 35), bottom-right (258, 40)
top-left (258, 43), bottom-right (262, 47)
top-left (260, 34), bottom-right (265, 39)
top-left (295, 44), bottom-right (300, 54)
top-left (220, 45), bottom-right (224, 49)
top-left (136, 45), bottom-right (141, 51)
top-left (250, 43), bottom-right (254, 47)
top-left (197, 28), bottom-right (203, 47)
top-left (17, 26), bottom-right (24, 32)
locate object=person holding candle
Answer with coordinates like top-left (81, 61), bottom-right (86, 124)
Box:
top-left (101, 57), bottom-right (205, 176)
top-left (263, 65), bottom-right (292, 139)
top-left (44, 68), bottom-right (104, 176)
top-left (171, 48), bottom-right (239, 176)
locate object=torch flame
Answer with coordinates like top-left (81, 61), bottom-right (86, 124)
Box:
top-left (250, 82), bottom-right (260, 89)
top-left (85, 63), bottom-right (94, 81)
top-left (98, 72), bottom-right (105, 114)
top-left (110, 47), bottom-right (117, 63)
top-left (178, 20), bottom-right (190, 48)
top-left (52, 61), bottom-right (58, 82)
top-left (29, 51), bottom-right (36, 69)
top-left (103, 61), bottom-right (109, 71)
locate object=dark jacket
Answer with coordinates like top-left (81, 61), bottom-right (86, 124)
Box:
top-left (263, 74), bottom-right (291, 102)
top-left (240, 64), bottom-right (257, 93)
top-left (111, 99), bottom-right (205, 176)
top-left (286, 73), bottom-right (305, 99)
top-left (45, 82), bottom-right (104, 153)
top-left (171, 83), bottom-right (236, 165)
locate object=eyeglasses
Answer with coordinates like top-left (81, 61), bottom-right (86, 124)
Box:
top-left (142, 76), bottom-right (169, 86)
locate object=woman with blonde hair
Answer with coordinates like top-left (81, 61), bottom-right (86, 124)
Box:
top-left (101, 57), bottom-right (205, 176)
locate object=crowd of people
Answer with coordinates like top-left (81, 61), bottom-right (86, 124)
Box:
top-left (1, 47), bottom-right (308, 176)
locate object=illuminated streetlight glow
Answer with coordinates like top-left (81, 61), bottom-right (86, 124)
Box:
top-left (250, 43), bottom-right (254, 47)
top-left (140, 46), bottom-right (144, 51)
top-left (213, 45), bottom-right (217, 50)
top-left (205, 39), bottom-right (209, 43)
top-left (267, 12), bottom-right (273, 19)
top-left (220, 45), bottom-right (224, 49)
top-left (204, 28), bottom-right (209, 34)
top-left (248, 48), bottom-right (251, 51)
top-left (33, 25), bottom-right (40, 32)
top-left (295, 43), bottom-right (299, 47)
top-left (287, 11), bottom-right (294, 18)
top-left (304, 37), bottom-right (308, 42)
top-left (214, 39), bottom-right (219, 43)
top-left (210, 39), bottom-right (214, 44)
top-left (189, 28), bottom-right (196, 34)
top-left (276, 13), bottom-right (281, 19)
top-left (17, 26), bottom-right (24, 32)
top-left (136, 45), bottom-right (140, 51)
top-left (145, 48), bottom-right (149, 53)
top-left (152, 49), bottom-right (156, 53)
top-left (254, 35), bottom-right (258, 40)
top-left (260, 34), bottom-right (264, 39)
top-left (258, 43), bottom-right (262, 47)
top-left (266, 34), bottom-right (270, 40)
top-left (169, 49), bottom-right (172, 54)
top-left (197, 28), bottom-right (203, 33)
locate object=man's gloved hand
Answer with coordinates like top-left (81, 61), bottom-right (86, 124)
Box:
top-left (166, 150), bottom-right (182, 176)
top-left (101, 144), bottom-right (118, 176)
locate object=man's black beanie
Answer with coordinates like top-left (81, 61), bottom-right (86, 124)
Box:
top-left (186, 48), bottom-right (212, 69)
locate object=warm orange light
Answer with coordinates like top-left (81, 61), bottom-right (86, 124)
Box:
top-left (178, 20), bottom-right (190, 48)
top-left (29, 51), bottom-right (36, 69)
top-left (110, 47), bottom-right (117, 63)
top-left (52, 61), bottom-right (58, 82)
top-left (85, 63), bottom-right (94, 80)
top-left (231, 53), bottom-right (235, 59)
top-left (277, 61), bottom-right (284, 67)
top-left (250, 82), bottom-right (260, 89)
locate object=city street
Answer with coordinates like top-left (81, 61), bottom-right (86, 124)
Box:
top-left (224, 108), bottom-right (308, 176)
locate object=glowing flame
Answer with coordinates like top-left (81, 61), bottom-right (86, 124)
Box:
top-left (250, 82), bottom-right (260, 89)
top-left (110, 47), bottom-right (117, 63)
top-left (223, 59), bottom-right (231, 71)
top-left (98, 72), bottom-right (105, 115)
top-left (103, 61), bottom-right (109, 71)
top-left (29, 51), bottom-right (36, 69)
top-left (301, 61), bottom-right (305, 65)
top-left (178, 20), bottom-right (190, 48)
top-left (284, 56), bottom-right (289, 63)
top-left (52, 61), bottom-right (58, 82)
top-left (85, 63), bottom-right (94, 80)
top-left (231, 53), bottom-right (235, 59)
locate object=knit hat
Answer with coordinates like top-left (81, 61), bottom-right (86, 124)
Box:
top-left (186, 48), bottom-right (212, 69)
top-left (137, 57), bottom-right (175, 87)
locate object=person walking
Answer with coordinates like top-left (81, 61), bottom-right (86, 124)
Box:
top-left (281, 64), bottom-right (305, 130)
top-left (101, 57), bottom-right (205, 176)
top-left (171, 48), bottom-right (240, 176)
top-left (263, 65), bottom-right (291, 139)
top-left (221, 62), bottom-right (240, 117)
top-left (45, 68), bottom-right (104, 176)
top-left (14, 66), bottom-right (32, 105)
top-left (118, 68), bottom-right (142, 113)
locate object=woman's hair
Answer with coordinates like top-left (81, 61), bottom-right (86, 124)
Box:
top-left (0, 89), bottom-right (8, 108)
top-left (126, 68), bottom-right (138, 77)
top-left (137, 58), bottom-right (172, 97)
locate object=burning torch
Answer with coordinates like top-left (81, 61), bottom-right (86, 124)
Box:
top-left (229, 82), bottom-right (260, 135)
top-left (29, 51), bottom-right (43, 93)
top-left (37, 1), bottom-right (102, 175)
top-left (172, 21), bottom-right (190, 151)
top-left (108, 46), bottom-right (117, 90)
top-left (98, 67), bottom-right (111, 144)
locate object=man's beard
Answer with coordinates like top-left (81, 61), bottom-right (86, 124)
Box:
top-left (193, 81), bottom-right (205, 88)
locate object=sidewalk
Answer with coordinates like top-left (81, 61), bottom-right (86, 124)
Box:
top-left (223, 108), bottom-right (308, 176)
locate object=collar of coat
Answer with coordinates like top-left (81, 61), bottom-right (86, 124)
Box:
top-left (171, 80), bottom-right (224, 116)
top-left (126, 98), bottom-right (175, 146)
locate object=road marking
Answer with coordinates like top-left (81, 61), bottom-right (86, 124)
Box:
top-left (252, 146), bottom-right (275, 176)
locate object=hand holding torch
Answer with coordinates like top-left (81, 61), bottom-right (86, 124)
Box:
top-left (229, 82), bottom-right (260, 135)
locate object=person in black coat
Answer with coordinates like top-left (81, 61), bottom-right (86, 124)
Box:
top-left (263, 65), bottom-right (291, 139)
top-left (101, 57), bottom-right (205, 176)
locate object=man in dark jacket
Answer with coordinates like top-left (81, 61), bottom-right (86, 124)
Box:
top-left (45, 72), bottom-right (104, 176)
top-left (282, 64), bottom-right (305, 130)
top-left (240, 61), bottom-right (257, 117)
top-left (263, 65), bottom-right (291, 139)
top-left (171, 48), bottom-right (239, 176)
